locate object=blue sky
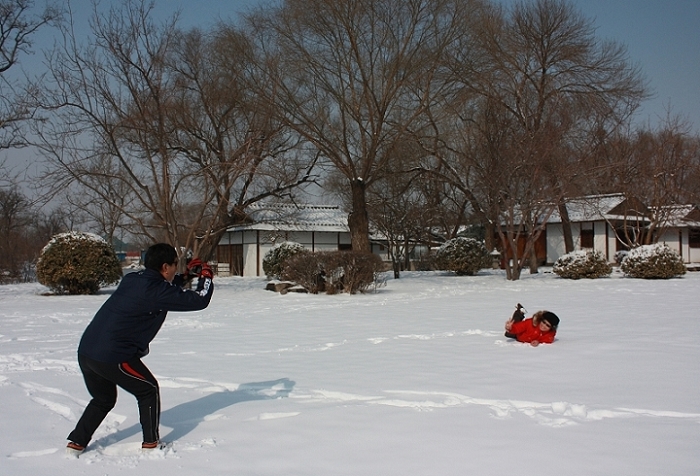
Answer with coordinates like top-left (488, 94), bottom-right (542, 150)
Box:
top-left (559, 0), bottom-right (700, 132)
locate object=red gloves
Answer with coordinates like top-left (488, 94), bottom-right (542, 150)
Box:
top-left (187, 258), bottom-right (213, 279)
top-left (187, 258), bottom-right (203, 276)
top-left (200, 263), bottom-right (213, 279)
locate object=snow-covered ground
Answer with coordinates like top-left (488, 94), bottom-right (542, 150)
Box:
top-left (2, 269), bottom-right (698, 475)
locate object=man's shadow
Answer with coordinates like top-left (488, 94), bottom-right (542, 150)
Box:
top-left (92, 378), bottom-right (295, 446)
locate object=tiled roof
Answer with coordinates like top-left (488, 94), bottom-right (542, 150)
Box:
top-left (226, 203), bottom-right (349, 233)
top-left (547, 194), bottom-right (700, 228)
top-left (547, 194), bottom-right (627, 223)
top-left (660, 204), bottom-right (700, 227)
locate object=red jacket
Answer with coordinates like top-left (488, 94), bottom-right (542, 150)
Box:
top-left (509, 318), bottom-right (556, 344)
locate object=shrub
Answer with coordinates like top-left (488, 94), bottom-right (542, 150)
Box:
top-left (36, 232), bottom-right (123, 295)
top-left (435, 237), bottom-right (490, 276)
top-left (553, 250), bottom-right (612, 279)
top-left (281, 250), bottom-right (326, 294)
top-left (620, 243), bottom-right (686, 279)
top-left (263, 241), bottom-right (305, 279)
top-left (280, 250), bottom-right (385, 294)
top-left (323, 251), bottom-right (385, 294)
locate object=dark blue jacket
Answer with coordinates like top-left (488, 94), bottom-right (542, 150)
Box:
top-left (78, 268), bottom-right (214, 363)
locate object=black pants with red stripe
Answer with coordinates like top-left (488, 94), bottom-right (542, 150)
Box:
top-left (67, 354), bottom-right (160, 447)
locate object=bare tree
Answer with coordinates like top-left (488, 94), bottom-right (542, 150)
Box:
top-left (439, 96), bottom-right (560, 280)
top-left (499, 0), bottom-right (646, 254)
top-left (61, 159), bottom-right (133, 244)
top-left (35, 0), bottom-right (191, 253)
top-left (0, 162), bottom-right (72, 282)
top-left (35, 0), bottom-right (316, 261)
top-left (0, 184), bottom-right (33, 280)
top-left (0, 0), bottom-right (59, 149)
top-left (601, 115), bottom-right (700, 247)
top-left (366, 144), bottom-right (440, 278)
top-left (165, 25), bottom-right (318, 259)
top-left (244, 0), bottom-right (476, 252)
top-left (422, 0), bottom-right (647, 279)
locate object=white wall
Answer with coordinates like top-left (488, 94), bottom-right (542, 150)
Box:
top-left (546, 221), bottom-right (699, 264)
top-left (657, 228), bottom-right (700, 263)
top-left (546, 222), bottom-right (614, 264)
top-left (690, 245), bottom-right (700, 263)
top-left (594, 222), bottom-right (609, 261)
top-left (546, 223), bottom-right (565, 264)
top-left (658, 228), bottom-right (682, 258)
top-left (225, 230), bottom-right (354, 276)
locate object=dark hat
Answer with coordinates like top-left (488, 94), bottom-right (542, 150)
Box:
top-left (541, 311), bottom-right (560, 329)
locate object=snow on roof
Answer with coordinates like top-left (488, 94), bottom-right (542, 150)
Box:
top-left (226, 203), bottom-right (349, 233)
top-left (660, 204), bottom-right (700, 227)
top-left (547, 194), bottom-right (627, 223)
top-left (547, 194), bottom-right (700, 228)
top-left (548, 193), bottom-right (655, 224)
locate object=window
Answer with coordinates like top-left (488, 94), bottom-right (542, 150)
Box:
top-left (690, 229), bottom-right (700, 249)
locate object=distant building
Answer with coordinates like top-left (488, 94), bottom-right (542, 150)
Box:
top-left (215, 203), bottom-right (388, 276)
top-left (543, 194), bottom-right (700, 264)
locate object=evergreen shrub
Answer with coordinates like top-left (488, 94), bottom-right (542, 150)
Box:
top-left (262, 241), bottom-right (305, 279)
top-left (435, 237), bottom-right (490, 276)
top-left (553, 250), bottom-right (612, 279)
top-left (620, 243), bottom-right (686, 279)
top-left (36, 232), bottom-right (123, 295)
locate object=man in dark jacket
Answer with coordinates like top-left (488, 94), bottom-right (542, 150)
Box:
top-left (66, 243), bottom-right (214, 455)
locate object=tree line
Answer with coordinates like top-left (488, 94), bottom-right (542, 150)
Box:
top-left (1, 0), bottom-right (699, 282)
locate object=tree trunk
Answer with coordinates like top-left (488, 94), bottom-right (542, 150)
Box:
top-left (348, 179), bottom-right (371, 253)
top-left (484, 221), bottom-right (496, 253)
top-left (499, 232), bottom-right (522, 281)
top-left (403, 236), bottom-right (411, 273)
top-left (529, 249), bottom-right (538, 274)
top-left (558, 201), bottom-right (575, 253)
top-left (392, 259), bottom-right (400, 279)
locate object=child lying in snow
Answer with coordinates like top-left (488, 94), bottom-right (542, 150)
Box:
top-left (504, 304), bottom-right (559, 346)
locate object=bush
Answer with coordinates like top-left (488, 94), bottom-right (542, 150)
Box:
top-left (36, 232), bottom-right (123, 295)
top-left (620, 243), bottom-right (686, 279)
top-left (263, 241), bottom-right (305, 279)
top-left (435, 237), bottom-right (490, 276)
top-left (281, 250), bottom-right (326, 294)
top-left (323, 251), bottom-right (385, 294)
top-left (280, 250), bottom-right (385, 294)
top-left (553, 250), bottom-right (612, 279)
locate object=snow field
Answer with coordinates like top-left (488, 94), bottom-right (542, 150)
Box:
top-left (1, 270), bottom-right (699, 475)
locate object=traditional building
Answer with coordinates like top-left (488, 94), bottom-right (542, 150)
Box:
top-left (215, 203), bottom-right (390, 276)
top-left (544, 194), bottom-right (700, 264)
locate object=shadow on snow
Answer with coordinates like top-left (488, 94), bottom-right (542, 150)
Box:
top-left (91, 378), bottom-right (295, 448)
